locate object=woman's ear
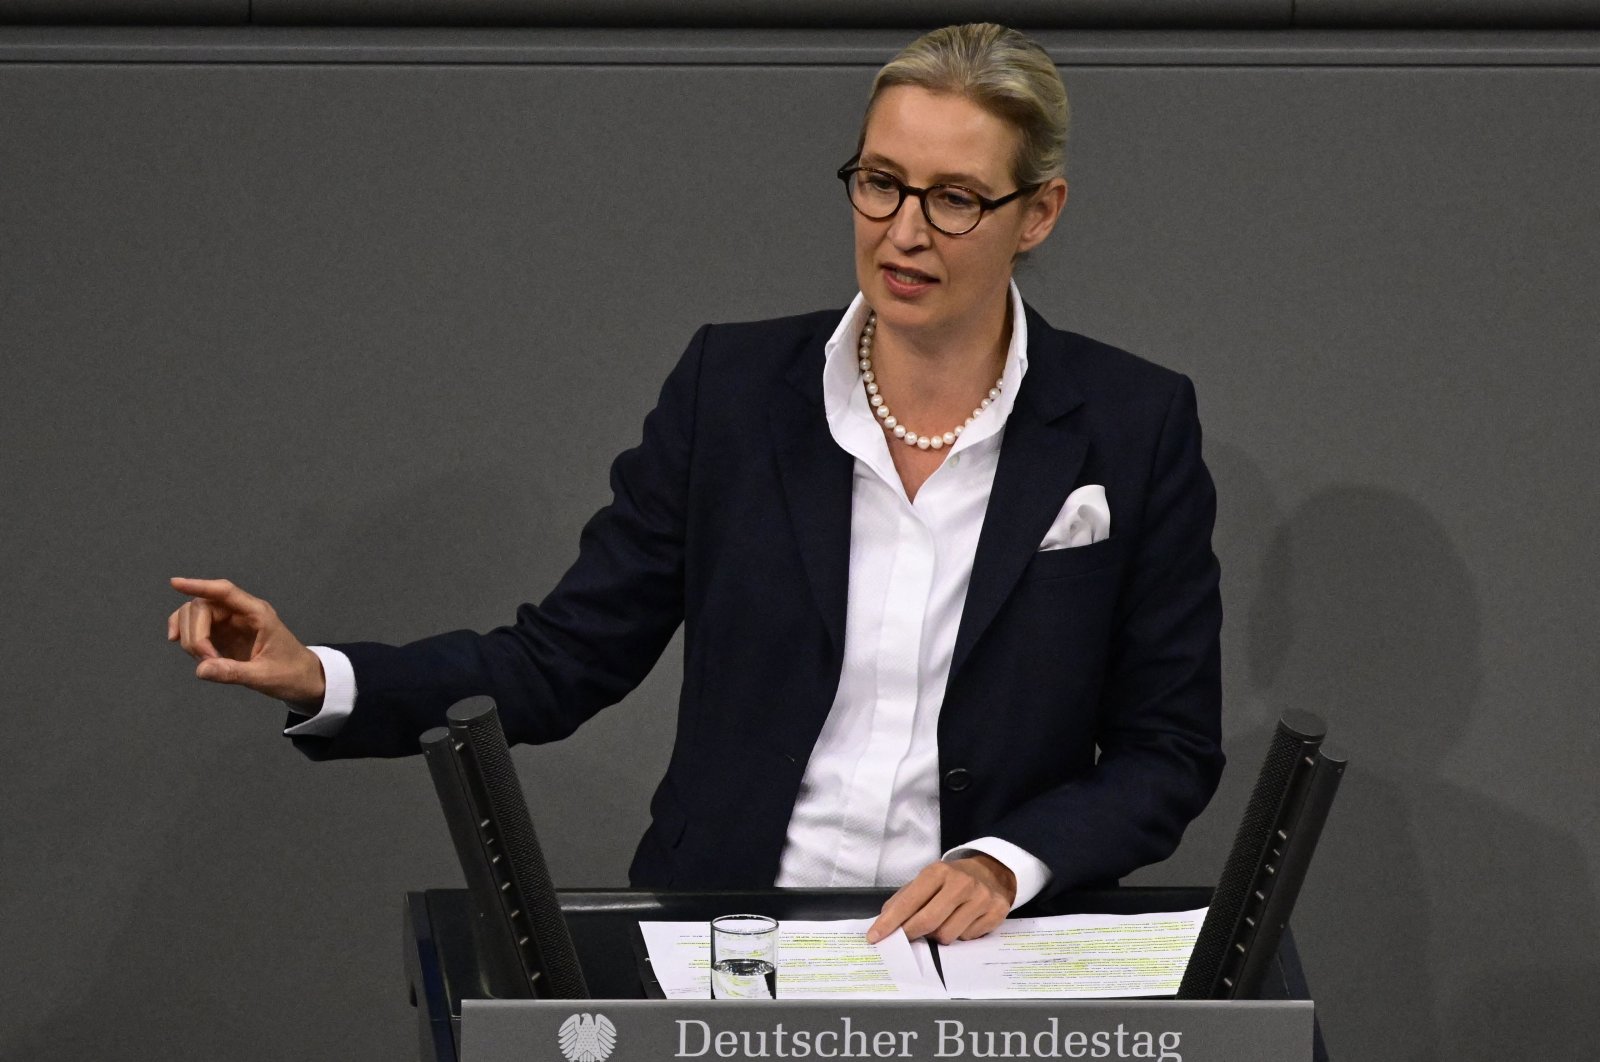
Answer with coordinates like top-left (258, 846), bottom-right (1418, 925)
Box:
top-left (1017, 178), bottom-right (1068, 253)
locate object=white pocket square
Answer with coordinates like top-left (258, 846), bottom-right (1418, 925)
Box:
top-left (1039, 484), bottom-right (1110, 550)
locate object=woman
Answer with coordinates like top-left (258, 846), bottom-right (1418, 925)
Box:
top-left (167, 24), bottom-right (1223, 946)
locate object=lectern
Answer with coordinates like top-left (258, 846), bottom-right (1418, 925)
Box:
top-left (404, 887), bottom-right (1324, 1062)
top-left (407, 702), bottom-right (1335, 1062)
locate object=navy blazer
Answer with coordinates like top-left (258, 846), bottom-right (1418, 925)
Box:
top-left (295, 305), bottom-right (1224, 902)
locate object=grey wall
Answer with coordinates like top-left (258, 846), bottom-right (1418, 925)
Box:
top-left (10, 0), bottom-right (1600, 26)
top-left (2, 27), bottom-right (1597, 1062)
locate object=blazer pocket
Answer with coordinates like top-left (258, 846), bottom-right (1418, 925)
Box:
top-left (1025, 535), bottom-right (1126, 581)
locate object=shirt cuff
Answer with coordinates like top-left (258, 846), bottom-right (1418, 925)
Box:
top-left (943, 836), bottom-right (1052, 911)
top-left (282, 646), bottom-right (357, 738)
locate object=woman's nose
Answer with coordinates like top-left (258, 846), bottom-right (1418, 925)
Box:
top-left (886, 194), bottom-right (932, 249)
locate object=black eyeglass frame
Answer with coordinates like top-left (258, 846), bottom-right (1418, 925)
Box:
top-left (837, 158), bottom-right (1041, 236)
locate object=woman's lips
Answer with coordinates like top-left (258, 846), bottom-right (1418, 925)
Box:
top-left (882, 265), bottom-right (937, 297)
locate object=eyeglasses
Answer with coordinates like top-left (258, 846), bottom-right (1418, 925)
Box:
top-left (837, 158), bottom-right (1039, 236)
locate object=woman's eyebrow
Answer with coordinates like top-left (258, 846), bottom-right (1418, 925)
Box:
top-left (859, 153), bottom-right (992, 192)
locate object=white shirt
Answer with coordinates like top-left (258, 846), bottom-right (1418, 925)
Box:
top-left (288, 282), bottom-right (1050, 907)
top-left (772, 282), bottom-right (1048, 907)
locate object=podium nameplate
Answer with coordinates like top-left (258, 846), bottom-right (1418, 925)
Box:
top-left (460, 998), bottom-right (1312, 1062)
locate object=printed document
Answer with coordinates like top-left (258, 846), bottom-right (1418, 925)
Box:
top-left (638, 917), bottom-right (945, 1000)
top-left (641, 908), bottom-right (1205, 1000)
top-left (936, 908), bottom-right (1207, 998)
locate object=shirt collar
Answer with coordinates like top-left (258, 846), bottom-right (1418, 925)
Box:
top-left (822, 280), bottom-right (1030, 466)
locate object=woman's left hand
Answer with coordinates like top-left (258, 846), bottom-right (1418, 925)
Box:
top-left (865, 854), bottom-right (1016, 945)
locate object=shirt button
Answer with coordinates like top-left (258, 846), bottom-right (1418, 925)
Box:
top-left (943, 768), bottom-right (972, 792)
top-left (949, 454), bottom-right (961, 468)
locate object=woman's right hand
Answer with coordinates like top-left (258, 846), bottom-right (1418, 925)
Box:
top-left (167, 577), bottom-right (326, 705)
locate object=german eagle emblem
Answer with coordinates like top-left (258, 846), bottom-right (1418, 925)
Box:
top-left (558, 1012), bottom-right (617, 1062)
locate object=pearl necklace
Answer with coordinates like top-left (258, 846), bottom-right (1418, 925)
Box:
top-left (858, 312), bottom-right (1003, 451)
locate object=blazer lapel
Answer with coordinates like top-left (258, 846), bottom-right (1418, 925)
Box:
top-left (950, 312), bottom-right (1088, 681)
top-left (770, 328), bottom-right (854, 659)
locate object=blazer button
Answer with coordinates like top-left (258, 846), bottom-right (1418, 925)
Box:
top-left (943, 768), bottom-right (972, 792)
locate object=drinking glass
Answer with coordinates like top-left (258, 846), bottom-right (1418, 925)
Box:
top-left (709, 914), bottom-right (779, 999)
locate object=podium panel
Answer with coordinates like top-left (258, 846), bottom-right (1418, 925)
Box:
top-left (407, 888), bottom-right (1326, 1062)
top-left (460, 998), bottom-right (1313, 1062)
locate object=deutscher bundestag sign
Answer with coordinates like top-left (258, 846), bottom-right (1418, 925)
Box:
top-left (460, 999), bottom-right (1312, 1062)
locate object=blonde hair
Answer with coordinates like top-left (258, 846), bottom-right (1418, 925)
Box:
top-left (860, 23), bottom-right (1069, 188)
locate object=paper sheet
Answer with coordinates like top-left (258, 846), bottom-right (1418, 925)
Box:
top-left (638, 917), bottom-right (946, 1000)
top-left (936, 907), bottom-right (1206, 999)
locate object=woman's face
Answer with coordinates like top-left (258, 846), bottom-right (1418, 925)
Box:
top-left (852, 85), bottom-right (1065, 348)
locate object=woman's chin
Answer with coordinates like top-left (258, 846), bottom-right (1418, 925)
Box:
top-left (868, 293), bottom-right (943, 335)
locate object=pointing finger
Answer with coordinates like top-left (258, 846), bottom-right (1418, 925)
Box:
top-left (169, 577), bottom-right (263, 616)
top-left (868, 866), bottom-right (946, 943)
top-left (899, 883), bottom-right (967, 944)
top-left (868, 881), bottom-right (930, 944)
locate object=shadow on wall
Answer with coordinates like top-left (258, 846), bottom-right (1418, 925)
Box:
top-left (1238, 482), bottom-right (1600, 1062)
